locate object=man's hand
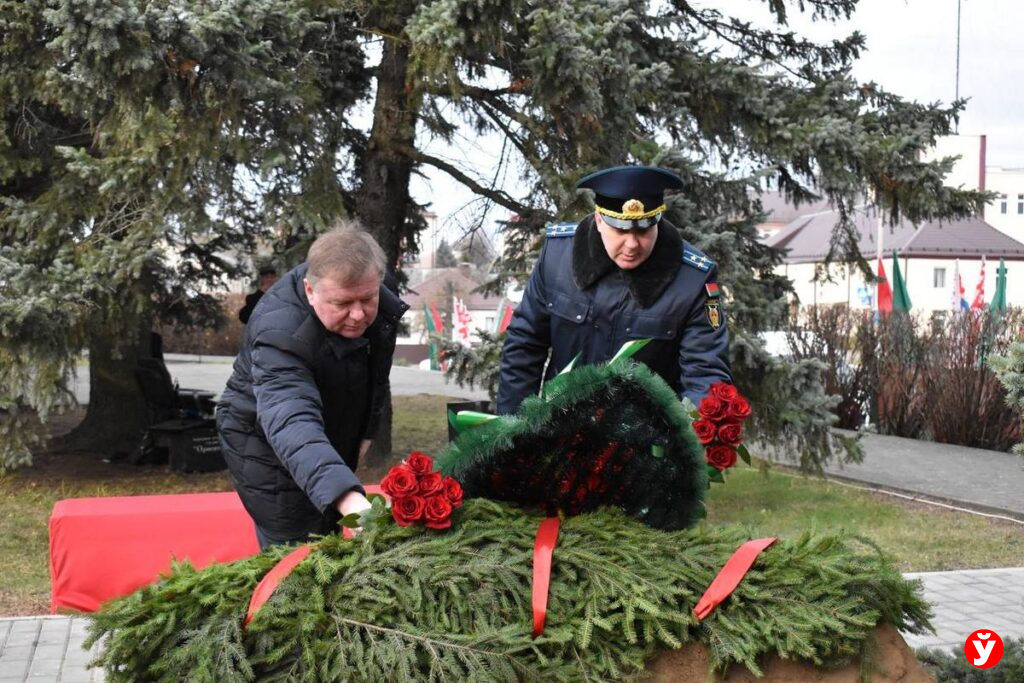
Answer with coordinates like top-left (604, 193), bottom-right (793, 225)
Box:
top-left (335, 489), bottom-right (371, 517)
top-left (358, 439), bottom-right (372, 460)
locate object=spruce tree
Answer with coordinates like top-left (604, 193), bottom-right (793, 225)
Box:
top-left (434, 239), bottom-right (459, 268)
top-left (991, 342), bottom-right (1024, 456)
top-left (1, 0), bottom-right (987, 469)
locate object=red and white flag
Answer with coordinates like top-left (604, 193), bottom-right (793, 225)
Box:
top-left (453, 296), bottom-right (472, 345)
top-left (971, 255), bottom-right (987, 310)
top-left (951, 259), bottom-right (968, 310)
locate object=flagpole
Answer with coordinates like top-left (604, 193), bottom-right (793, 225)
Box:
top-left (876, 208), bottom-right (884, 312)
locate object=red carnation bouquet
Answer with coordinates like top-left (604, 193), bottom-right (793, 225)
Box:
top-left (378, 451), bottom-right (464, 530)
top-left (690, 383), bottom-right (752, 483)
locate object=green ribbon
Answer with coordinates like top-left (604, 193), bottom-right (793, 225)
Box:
top-left (609, 339), bottom-right (651, 364)
top-left (449, 410), bottom-right (499, 435)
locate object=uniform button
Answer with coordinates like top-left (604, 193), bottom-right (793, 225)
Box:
top-left (575, 314), bottom-right (581, 320)
top-left (547, 303), bottom-right (553, 308)
top-left (625, 327), bottom-right (631, 333)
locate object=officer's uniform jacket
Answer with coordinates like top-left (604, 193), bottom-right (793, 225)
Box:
top-left (497, 215), bottom-right (731, 414)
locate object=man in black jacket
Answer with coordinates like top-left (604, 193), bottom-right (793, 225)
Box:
top-left (217, 225), bottom-right (408, 549)
top-left (497, 165), bottom-right (731, 414)
top-left (237, 265), bottom-right (279, 324)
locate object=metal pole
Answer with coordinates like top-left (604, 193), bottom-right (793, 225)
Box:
top-left (955, 0), bottom-right (962, 134)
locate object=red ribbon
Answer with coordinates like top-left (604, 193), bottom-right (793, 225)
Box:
top-left (693, 536), bottom-right (776, 621)
top-left (531, 517), bottom-right (561, 638)
top-left (242, 486), bottom-right (385, 629)
top-left (243, 544), bottom-right (313, 628)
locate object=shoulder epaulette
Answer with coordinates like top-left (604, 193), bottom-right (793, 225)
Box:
top-left (545, 222), bottom-right (577, 238)
top-left (682, 248), bottom-right (714, 272)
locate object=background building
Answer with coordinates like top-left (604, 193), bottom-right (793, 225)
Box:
top-left (765, 207), bottom-right (1024, 311)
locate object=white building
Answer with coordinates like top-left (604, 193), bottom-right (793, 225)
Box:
top-left (984, 166), bottom-right (1024, 239)
top-left (394, 266), bottom-right (507, 364)
top-left (923, 134), bottom-right (1024, 242)
top-left (765, 207), bottom-right (1024, 312)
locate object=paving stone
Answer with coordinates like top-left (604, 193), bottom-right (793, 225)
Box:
top-left (1, 645), bottom-right (35, 661)
top-left (0, 662), bottom-right (30, 679)
top-left (57, 676), bottom-right (94, 683)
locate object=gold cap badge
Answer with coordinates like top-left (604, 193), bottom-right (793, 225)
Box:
top-left (621, 199), bottom-right (645, 215)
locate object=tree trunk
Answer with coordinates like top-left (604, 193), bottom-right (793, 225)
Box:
top-left (67, 318), bottom-right (153, 455)
top-left (356, 27), bottom-right (420, 470)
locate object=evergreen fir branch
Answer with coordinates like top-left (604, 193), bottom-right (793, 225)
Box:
top-left (90, 500), bottom-right (931, 681)
top-left (332, 614), bottom-right (538, 681)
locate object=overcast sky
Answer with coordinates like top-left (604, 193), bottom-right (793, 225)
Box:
top-left (409, 0), bottom-right (1024, 233)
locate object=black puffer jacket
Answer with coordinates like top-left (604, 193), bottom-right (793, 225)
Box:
top-left (217, 264), bottom-right (408, 538)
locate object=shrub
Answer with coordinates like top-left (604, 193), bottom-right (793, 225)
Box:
top-left (918, 637), bottom-right (1024, 682)
top-left (159, 294), bottom-right (245, 357)
top-left (794, 306), bottom-right (1022, 451)
top-left (919, 312), bottom-right (1023, 451)
top-left (990, 340), bottom-right (1024, 456)
top-left (783, 305), bottom-right (872, 430)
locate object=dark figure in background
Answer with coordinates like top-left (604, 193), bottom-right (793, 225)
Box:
top-left (217, 224), bottom-right (408, 549)
top-left (238, 266), bottom-right (279, 324)
top-left (497, 165), bottom-right (732, 415)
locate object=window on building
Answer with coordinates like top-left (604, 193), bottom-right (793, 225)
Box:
top-left (933, 267), bottom-right (946, 289)
top-left (1001, 193), bottom-right (1008, 214)
top-left (484, 316), bottom-right (495, 330)
top-left (1018, 193), bottom-right (1023, 214)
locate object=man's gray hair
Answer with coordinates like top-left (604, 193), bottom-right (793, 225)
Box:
top-left (306, 221), bottom-right (387, 286)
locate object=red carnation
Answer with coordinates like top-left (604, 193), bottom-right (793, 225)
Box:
top-left (380, 466), bottom-right (418, 498)
top-left (417, 471), bottom-right (444, 496)
top-left (392, 496), bottom-right (426, 526)
top-left (709, 383), bottom-right (739, 402)
top-left (698, 396), bottom-right (727, 421)
top-left (443, 477), bottom-right (463, 506)
top-left (717, 422), bottom-right (743, 447)
top-left (726, 396), bottom-right (752, 421)
top-left (424, 495), bottom-right (453, 529)
top-left (692, 419), bottom-right (717, 444)
top-left (706, 445), bottom-right (737, 471)
top-left (405, 451), bottom-right (434, 475)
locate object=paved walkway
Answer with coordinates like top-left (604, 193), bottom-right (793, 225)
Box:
top-left (6, 360), bottom-right (1023, 680)
top-left (822, 429), bottom-right (1024, 521)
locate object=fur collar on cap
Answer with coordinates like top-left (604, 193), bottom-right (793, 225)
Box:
top-left (572, 215), bottom-right (683, 309)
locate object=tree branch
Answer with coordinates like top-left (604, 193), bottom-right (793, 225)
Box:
top-left (404, 147), bottom-right (534, 217)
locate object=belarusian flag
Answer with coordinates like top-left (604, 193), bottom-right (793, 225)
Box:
top-left (876, 257), bottom-right (893, 313)
top-left (495, 299), bottom-right (515, 333)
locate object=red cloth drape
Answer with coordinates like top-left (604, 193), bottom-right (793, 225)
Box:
top-left (49, 492), bottom-right (260, 613)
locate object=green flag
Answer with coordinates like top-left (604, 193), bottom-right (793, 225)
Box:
top-left (891, 250), bottom-right (912, 312)
top-left (423, 304), bottom-right (443, 371)
top-left (989, 258), bottom-right (1008, 313)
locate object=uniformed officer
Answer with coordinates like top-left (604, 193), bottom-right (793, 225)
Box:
top-left (497, 165), bottom-right (732, 414)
